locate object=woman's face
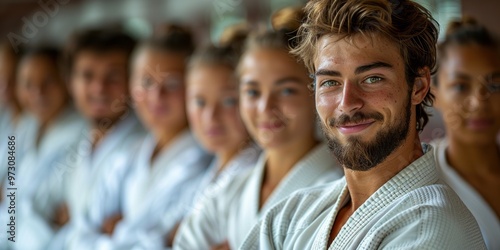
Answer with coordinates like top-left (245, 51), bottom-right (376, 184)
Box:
top-left (435, 44), bottom-right (500, 145)
top-left (17, 55), bottom-right (68, 123)
top-left (187, 64), bottom-right (249, 153)
top-left (131, 48), bottom-right (187, 135)
top-left (239, 48), bottom-right (315, 149)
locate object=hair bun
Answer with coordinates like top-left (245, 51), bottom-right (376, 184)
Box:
top-left (445, 16), bottom-right (479, 37)
top-left (271, 6), bottom-right (305, 34)
top-left (271, 6), bottom-right (305, 49)
top-left (219, 22), bottom-right (250, 55)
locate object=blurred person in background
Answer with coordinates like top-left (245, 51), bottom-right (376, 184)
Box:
top-left (185, 43), bottom-right (261, 193)
top-left (174, 7), bottom-right (343, 250)
top-left (166, 42), bottom-right (263, 246)
top-left (1, 46), bottom-right (86, 250)
top-left (94, 25), bottom-right (213, 249)
top-left (0, 41), bottom-right (37, 201)
top-left (432, 18), bottom-right (500, 249)
top-left (48, 28), bottom-right (146, 250)
top-left (164, 27), bottom-right (262, 247)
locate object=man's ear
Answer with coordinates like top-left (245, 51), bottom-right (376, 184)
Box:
top-left (411, 67), bottom-right (431, 105)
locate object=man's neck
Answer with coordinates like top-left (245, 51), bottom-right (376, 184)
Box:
top-left (344, 133), bottom-right (423, 211)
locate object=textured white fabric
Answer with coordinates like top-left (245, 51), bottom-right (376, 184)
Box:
top-left (192, 143), bottom-right (262, 207)
top-left (174, 143), bottom-right (344, 250)
top-left (105, 131), bottom-right (213, 249)
top-left (432, 138), bottom-right (500, 250)
top-left (48, 114), bottom-right (146, 250)
top-left (0, 111), bottom-right (45, 247)
top-left (0, 111), bottom-right (37, 184)
top-left (12, 107), bottom-right (86, 250)
top-left (240, 144), bottom-right (486, 250)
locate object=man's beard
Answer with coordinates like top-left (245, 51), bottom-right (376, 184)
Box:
top-left (323, 94), bottom-right (412, 171)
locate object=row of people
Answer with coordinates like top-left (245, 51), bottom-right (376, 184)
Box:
top-left (0, 0), bottom-right (498, 249)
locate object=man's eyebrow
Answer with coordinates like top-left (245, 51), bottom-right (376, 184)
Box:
top-left (314, 62), bottom-right (393, 77)
top-left (315, 69), bottom-right (341, 77)
top-left (354, 61), bottom-right (393, 75)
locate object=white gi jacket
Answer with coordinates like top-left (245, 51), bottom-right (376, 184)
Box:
top-left (174, 143), bottom-right (344, 249)
top-left (432, 138), bottom-right (500, 250)
top-left (240, 144), bottom-right (486, 250)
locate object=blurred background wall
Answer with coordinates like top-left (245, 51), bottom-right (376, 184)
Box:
top-left (0, 0), bottom-right (475, 50)
top-left (0, 0), bottom-right (497, 142)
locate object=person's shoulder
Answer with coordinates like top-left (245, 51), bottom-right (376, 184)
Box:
top-left (404, 182), bottom-right (463, 210)
top-left (263, 179), bottom-right (345, 229)
top-left (391, 183), bottom-right (481, 233)
top-left (199, 164), bottom-right (257, 204)
top-left (219, 165), bottom-right (256, 193)
top-left (375, 183), bottom-right (486, 248)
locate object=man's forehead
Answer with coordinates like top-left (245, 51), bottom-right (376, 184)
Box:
top-left (314, 33), bottom-right (402, 71)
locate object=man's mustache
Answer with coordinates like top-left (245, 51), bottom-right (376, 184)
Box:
top-left (328, 112), bottom-right (384, 127)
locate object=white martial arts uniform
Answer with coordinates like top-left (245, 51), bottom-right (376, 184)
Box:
top-left (240, 144), bottom-right (486, 250)
top-left (0, 111), bottom-right (37, 246)
top-left (192, 143), bottom-right (261, 208)
top-left (0, 107), bottom-right (15, 186)
top-left (94, 131), bottom-right (213, 249)
top-left (5, 106), bottom-right (87, 250)
top-left (0, 111), bottom-right (37, 183)
top-left (432, 138), bottom-right (500, 250)
top-left (174, 143), bottom-right (344, 250)
top-left (48, 113), bottom-right (146, 250)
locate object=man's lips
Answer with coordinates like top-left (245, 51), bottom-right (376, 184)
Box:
top-left (337, 120), bottom-right (375, 135)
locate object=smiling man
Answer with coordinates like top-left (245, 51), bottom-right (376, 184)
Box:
top-left (240, 0), bottom-right (486, 249)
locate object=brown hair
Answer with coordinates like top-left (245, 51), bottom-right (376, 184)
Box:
top-left (219, 22), bottom-right (250, 55)
top-left (436, 17), bottom-right (497, 85)
top-left (64, 28), bottom-right (136, 77)
top-left (294, 0), bottom-right (439, 131)
top-left (147, 24), bottom-right (195, 56)
top-left (243, 6), bottom-right (305, 54)
top-left (189, 44), bottom-right (241, 72)
top-left (22, 46), bottom-right (61, 68)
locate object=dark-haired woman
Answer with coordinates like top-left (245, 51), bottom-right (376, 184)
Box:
top-left (0, 42), bottom-right (38, 202)
top-left (2, 47), bottom-right (86, 250)
top-left (432, 18), bottom-right (500, 250)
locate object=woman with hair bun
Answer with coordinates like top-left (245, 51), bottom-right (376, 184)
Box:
top-left (432, 18), bottom-right (500, 250)
top-left (163, 32), bottom-right (262, 249)
top-left (173, 7), bottom-right (343, 250)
